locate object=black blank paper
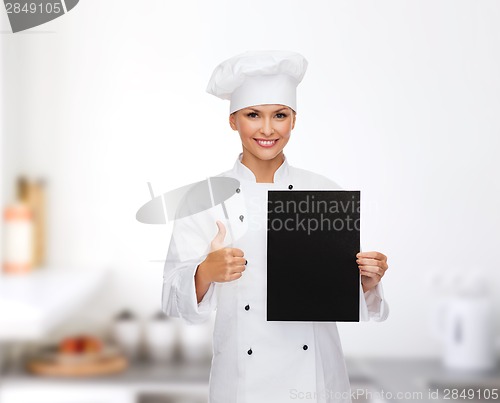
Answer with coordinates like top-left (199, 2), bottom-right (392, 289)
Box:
top-left (267, 191), bottom-right (360, 322)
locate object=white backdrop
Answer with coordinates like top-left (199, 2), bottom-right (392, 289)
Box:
top-left (1, 0), bottom-right (499, 358)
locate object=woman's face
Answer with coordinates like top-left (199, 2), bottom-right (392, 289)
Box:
top-left (229, 104), bottom-right (296, 162)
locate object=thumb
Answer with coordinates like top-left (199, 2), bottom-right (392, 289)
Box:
top-left (210, 220), bottom-right (226, 252)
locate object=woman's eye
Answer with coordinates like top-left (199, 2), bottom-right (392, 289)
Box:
top-left (247, 112), bottom-right (258, 118)
top-left (276, 113), bottom-right (287, 119)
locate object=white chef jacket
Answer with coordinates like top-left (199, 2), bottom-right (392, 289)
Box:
top-left (162, 153), bottom-right (389, 403)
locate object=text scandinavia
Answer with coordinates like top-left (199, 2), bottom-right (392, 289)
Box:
top-left (268, 195), bottom-right (360, 235)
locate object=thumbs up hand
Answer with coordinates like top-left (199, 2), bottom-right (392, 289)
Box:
top-left (210, 220), bottom-right (227, 253)
top-left (196, 220), bottom-right (247, 285)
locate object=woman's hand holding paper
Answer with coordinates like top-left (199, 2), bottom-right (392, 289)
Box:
top-left (356, 251), bottom-right (388, 292)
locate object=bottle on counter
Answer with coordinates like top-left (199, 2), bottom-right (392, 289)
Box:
top-left (2, 177), bottom-right (34, 274)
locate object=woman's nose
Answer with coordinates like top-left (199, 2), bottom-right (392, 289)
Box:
top-left (260, 119), bottom-right (275, 136)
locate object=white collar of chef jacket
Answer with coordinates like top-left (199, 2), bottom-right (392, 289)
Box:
top-left (232, 152), bottom-right (290, 184)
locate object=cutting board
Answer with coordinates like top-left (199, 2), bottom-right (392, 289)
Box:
top-left (26, 354), bottom-right (128, 377)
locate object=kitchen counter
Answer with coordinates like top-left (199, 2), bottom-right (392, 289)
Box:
top-left (0, 359), bottom-right (210, 403)
top-left (0, 357), bottom-right (499, 402)
top-left (0, 359), bottom-right (210, 386)
top-left (346, 358), bottom-right (500, 402)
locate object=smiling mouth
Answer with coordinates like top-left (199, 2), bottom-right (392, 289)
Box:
top-left (254, 139), bottom-right (279, 148)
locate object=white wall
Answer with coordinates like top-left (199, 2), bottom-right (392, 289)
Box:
top-left (1, 0), bottom-right (499, 357)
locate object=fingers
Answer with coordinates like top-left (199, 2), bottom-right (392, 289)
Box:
top-left (357, 251), bottom-right (387, 261)
top-left (220, 263), bottom-right (246, 282)
top-left (360, 269), bottom-right (381, 278)
top-left (229, 256), bottom-right (246, 271)
top-left (233, 256), bottom-right (247, 266)
top-left (208, 221), bottom-right (247, 283)
top-left (227, 272), bottom-right (243, 281)
top-left (231, 266), bottom-right (246, 276)
top-left (359, 265), bottom-right (385, 279)
top-left (356, 251), bottom-right (388, 279)
top-left (356, 257), bottom-right (388, 271)
top-left (210, 222), bottom-right (244, 257)
top-left (210, 220), bottom-right (227, 252)
top-left (218, 246), bottom-right (246, 281)
top-left (231, 248), bottom-right (245, 257)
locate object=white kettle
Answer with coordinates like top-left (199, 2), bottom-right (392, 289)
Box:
top-left (433, 294), bottom-right (496, 372)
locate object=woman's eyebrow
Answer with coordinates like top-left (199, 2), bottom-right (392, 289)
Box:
top-left (246, 107), bottom-right (289, 113)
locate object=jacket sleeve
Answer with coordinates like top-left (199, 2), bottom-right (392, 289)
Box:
top-left (161, 225), bottom-right (218, 325)
top-left (356, 239), bottom-right (389, 321)
top-left (359, 279), bottom-right (389, 321)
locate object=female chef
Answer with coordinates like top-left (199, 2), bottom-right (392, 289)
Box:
top-left (162, 50), bottom-right (389, 403)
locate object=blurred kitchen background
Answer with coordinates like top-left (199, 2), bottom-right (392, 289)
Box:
top-left (1, 1), bottom-right (500, 402)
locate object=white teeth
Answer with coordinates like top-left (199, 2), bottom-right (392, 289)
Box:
top-left (257, 140), bottom-right (276, 146)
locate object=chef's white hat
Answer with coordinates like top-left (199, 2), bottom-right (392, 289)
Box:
top-left (206, 50), bottom-right (308, 114)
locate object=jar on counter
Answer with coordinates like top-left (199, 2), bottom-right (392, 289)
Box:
top-left (111, 310), bottom-right (143, 362)
top-left (144, 311), bottom-right (178, 364)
